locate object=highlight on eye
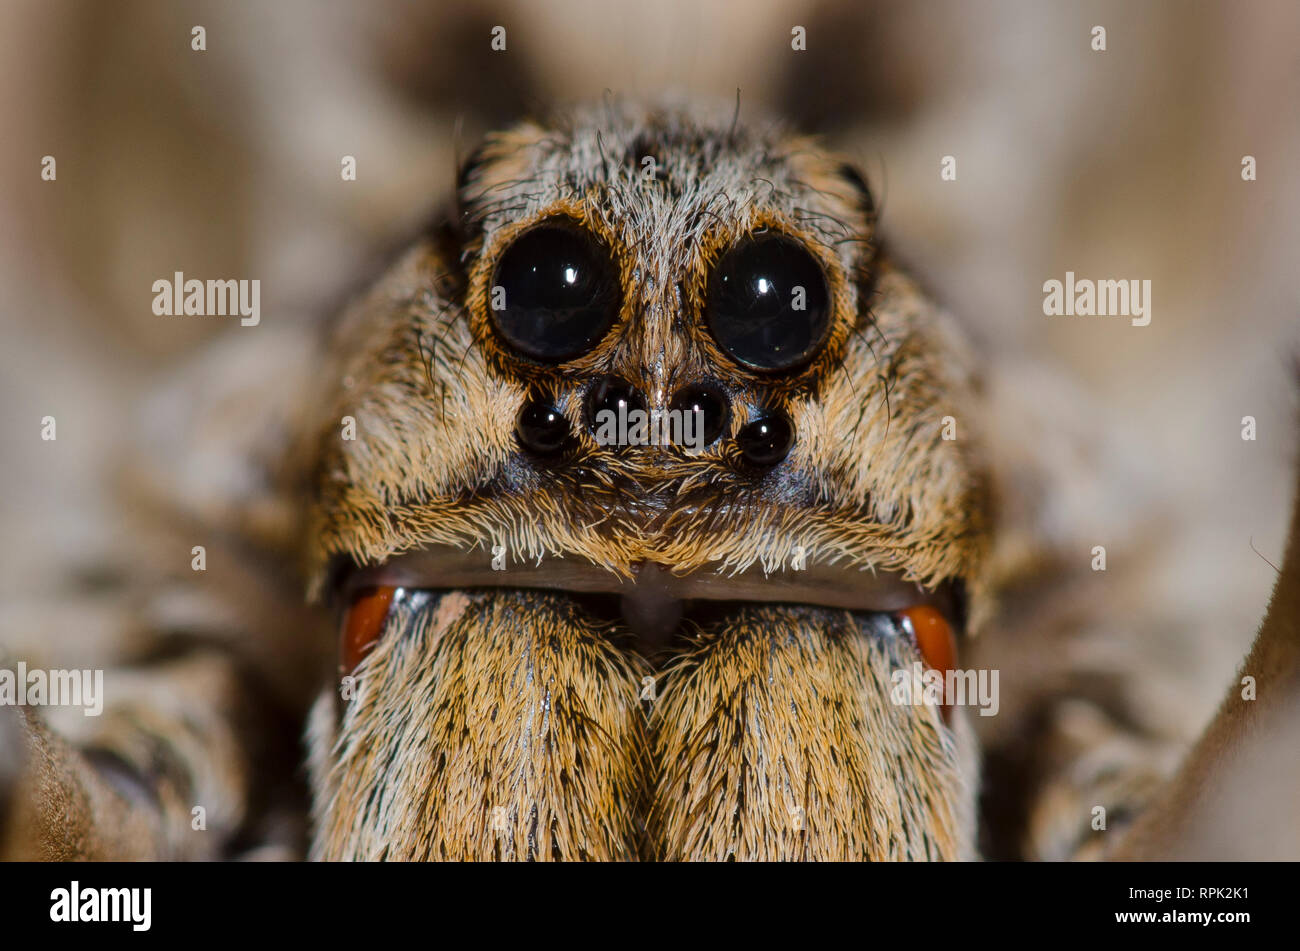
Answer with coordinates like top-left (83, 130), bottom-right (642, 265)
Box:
top-left (487, 219), bottom-right (622, 362)
top-left (705, 232), bottom-right (831, 371)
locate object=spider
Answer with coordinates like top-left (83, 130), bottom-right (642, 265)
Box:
top-left (2, 99), bottom-right (1297, 863)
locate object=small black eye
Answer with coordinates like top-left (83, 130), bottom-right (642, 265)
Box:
top-left (516, 399), bottom-right (572, 455)
top-left (489, 221), bottom-right (621, 362)
top-left (735, 412), bottom-right (794, 468)
top-left (585, 376), bottom-right (645, 435)
top-left (669, 383), bottom-right (730, 448)
top-left (706, 234), bottom-right (831, 371)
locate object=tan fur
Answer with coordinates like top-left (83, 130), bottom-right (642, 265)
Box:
top-left (308, 102), bottom-right (986, 594)
top-left (651, 605), bottom-right (976, 860)
top-left (302, 100), bottom-right (987, 860)
top-left (310, 590), bottom-right (649, 860)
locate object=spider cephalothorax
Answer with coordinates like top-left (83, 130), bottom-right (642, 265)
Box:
top-left (304, 100), bottom-right (990, 860)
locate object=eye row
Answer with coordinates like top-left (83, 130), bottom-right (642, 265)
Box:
top-left (487, 218), bottom-right (832, 372)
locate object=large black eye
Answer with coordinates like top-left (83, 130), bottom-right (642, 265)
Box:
top-left (489, 221), bottom-right (621, 362)
top-left (705, 234), bottom-right (831, 371)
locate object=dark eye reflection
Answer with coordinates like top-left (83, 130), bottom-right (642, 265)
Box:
top-left (706, 233), bottom-right (831, 371)
top-left (488, 220), bottom-right (621, 362)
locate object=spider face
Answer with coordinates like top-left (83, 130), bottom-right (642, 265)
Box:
top-left (305, 101), bottom-right (989, 861)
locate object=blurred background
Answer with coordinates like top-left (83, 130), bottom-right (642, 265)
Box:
top-left (0, 0), bottom-right (1297, 854)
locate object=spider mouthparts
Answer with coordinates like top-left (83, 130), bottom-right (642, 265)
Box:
top-left (620, 563), bottom-right (685, 652)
